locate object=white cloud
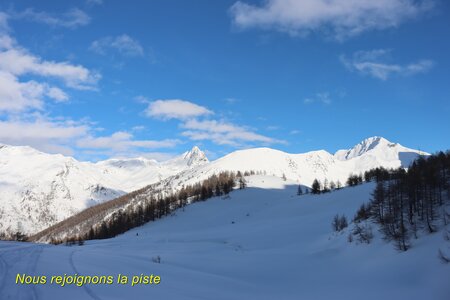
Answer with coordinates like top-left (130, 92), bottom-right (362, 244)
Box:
top-left (0, 47), bottom-right (100, 90)
top-left (303, 92), bottom-right (332, 105)
top-left (0, 71), bottom-right (44, 112)
top-left (47, 87), bottom-right (69, 102)
top-left (145, 99), bottom-right (283, 147)
top-left (77, 131), bottom-right (180, 152)
top-left (230, 0), bottom-right (433, 39)
top-left (0, 114), bottom-right (180, 157)
top-left (0, 70), bottom-right (71, 112)
top-left (145, 99), bottom-right (213, 120)
top-left (90, 35), bottom-right (144, 57)
top-left (15, 8), bottom-right (90, 29)
top-left (0, 17), bottom-right (99, 112)
top-left (0, 117), bottom-right (89, 155)
top-left (341, 49), bottom-right (434, 80)
top-left (181, 119), bottom-right (285, 146)
top-left (0, 14), bottom-right (177, 159)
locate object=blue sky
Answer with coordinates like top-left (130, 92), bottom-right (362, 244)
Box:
top-left (0, 0), bottom-right (449, 161)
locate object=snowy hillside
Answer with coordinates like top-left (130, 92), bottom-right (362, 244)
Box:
top-left (0, 136), bottom-right (426, 236)
top-left (0, 145), bottom-right (208, 236)
top-left (160, 136), bottom-right (427, 191)
top-left (0, 175), bottom-right (448, 300)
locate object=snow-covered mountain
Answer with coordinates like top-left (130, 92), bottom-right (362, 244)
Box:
top-left (0, 145), bottom-right (209, 236)
top-left (161, 136), bottom-right (427, 190)
top-left (0, 136), bottom-right (426, 236)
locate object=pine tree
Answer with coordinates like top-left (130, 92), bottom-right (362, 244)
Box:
top-left (330, 181), bottom-right (336, 190)
top-left (297, 185), bottom-right (303, 196)
top-left (239, 177), bottom-right (247, 189)
top-left (311, 179), bottom-right (321, 194)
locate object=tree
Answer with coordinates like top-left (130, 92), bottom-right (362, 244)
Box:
top-left (347, 174), bottom-right (359, 186)
top-left (311, 179), bottom-right (321, 194)
top-left (332, 214), bottom-right (348, 232)
top-left (323, 179), bottom-right (330, 193)
top-left (239, 177), bottom-right (247, 189)
top-left (330, 181), bottom-right (336, 190)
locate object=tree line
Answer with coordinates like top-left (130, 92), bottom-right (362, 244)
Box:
top-left (52, 171), bottom-right (246, 244)
top-left (354, 151), bottom-right (450, 251)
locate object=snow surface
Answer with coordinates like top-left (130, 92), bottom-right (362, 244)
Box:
top-left (0, 175), bottom-right (448, 300)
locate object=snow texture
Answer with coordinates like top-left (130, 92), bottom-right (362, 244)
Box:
top-left (0, 175), bottom-right (448, 299)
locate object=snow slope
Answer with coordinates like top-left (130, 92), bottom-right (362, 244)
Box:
top-left (0, 136), bottom-right (426, 236)
top-left (0, 145), bottom-right (208, 235)
top-left (0, 175), bottom-right (448, 300)
top-left (159, 136), bottom-right (427, 192)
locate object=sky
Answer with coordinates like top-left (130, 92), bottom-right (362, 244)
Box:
top-left (0, 0), bottom-right (449, 161)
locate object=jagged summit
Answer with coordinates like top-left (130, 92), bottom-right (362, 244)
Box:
top-left (182, 146), bottom-right (209, 166)
top-left (335, 136), bottom-right (389, 160)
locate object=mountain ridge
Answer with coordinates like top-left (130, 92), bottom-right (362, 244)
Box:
top-left (0, 137), bottom-right (427, 236)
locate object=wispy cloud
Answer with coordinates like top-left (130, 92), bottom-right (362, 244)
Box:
top-left (14, 8), bottom-right (90, 29)
top-left (230, 0), bottom-right (434, 40)
top-left (86, 0), bottom-right (103, 6)
top-left (0, 13), bottom-right (100, 114)
top-left (340, 49), bottom-right (434, 80)
top-left (77, 131), bottom-right (180, 152)
top-left (304, 92), bottom-right (332, 105)
top-left (0, 116), bottom-right (89, 155)
top-left (0, 113), bottom-right (179, 157)
top-left (0, 39), bottom-right (100, 91)
top-left (0, 11), bottom-right (176, 159)
top-left (145, 99), bottom-right (213, 120)
top-left (144, 99), bottom-right (284, 147)
top-left (181, 119), bottom-right (285, 146)
top-left (134, 95), bottom-right (151, 104)
top-left (47, 87), bottom-right (69, 102)
top-left (224, 97), bottom-right (239, 104)
top-left (90, 35), bottom-right (144, 57)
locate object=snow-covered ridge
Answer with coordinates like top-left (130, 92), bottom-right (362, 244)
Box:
top-left (0, 136), bottom-right (427, 236)
top-left (0, 146), bottom-right (209, 236)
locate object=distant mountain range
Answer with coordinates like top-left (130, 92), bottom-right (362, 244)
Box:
top-left (0, 136), bottom-right (427, 236)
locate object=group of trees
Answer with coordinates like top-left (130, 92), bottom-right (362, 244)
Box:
top-left (55, 171), bottom-right (245, 243)
top-left (356, 152), bottom-right (450, 251)
top-left (311, 179), bottom-right (342, 194)
top-left (311, 168), bottom-right (395, 195)
top-left (0, 222), bottom-right (28, 242)
top-left (346, 174), bottom-right (364, 187)
top-left (332, 214), bottom-right (348, 232)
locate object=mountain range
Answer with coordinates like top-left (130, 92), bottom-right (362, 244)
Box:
top-left (0, 136), bottom-right (426, 236)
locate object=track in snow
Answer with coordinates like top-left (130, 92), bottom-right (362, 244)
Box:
top-left (0, 244), bottom-right (43, 300)
top-left (69, 250), bottom-right (103, 300)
